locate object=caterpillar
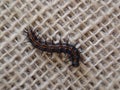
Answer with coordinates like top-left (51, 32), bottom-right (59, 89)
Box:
top-left (24, 26), bottom-right (81, 67)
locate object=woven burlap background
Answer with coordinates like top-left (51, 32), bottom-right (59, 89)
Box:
top-left (0, 0), bottom-right (120, 90)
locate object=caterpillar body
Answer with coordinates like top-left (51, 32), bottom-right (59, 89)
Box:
top-left (25, 27), bottom-right (81, 67)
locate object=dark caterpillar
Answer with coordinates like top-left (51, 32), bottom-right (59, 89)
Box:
top-left (24, 26), bottom-right (81, 67)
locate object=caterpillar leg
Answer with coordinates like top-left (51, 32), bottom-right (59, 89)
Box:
top-left (71, 60), bottom-right (79, 67)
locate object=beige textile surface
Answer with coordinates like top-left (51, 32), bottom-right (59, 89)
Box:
top-left (0, 0), bottom-right (120, 90)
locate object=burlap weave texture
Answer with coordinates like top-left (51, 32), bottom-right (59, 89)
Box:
top-left (0, 0), bottom-right (120, 90)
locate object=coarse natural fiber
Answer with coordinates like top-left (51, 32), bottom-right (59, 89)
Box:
top-left (0, 0), bottom-right (120, 90)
